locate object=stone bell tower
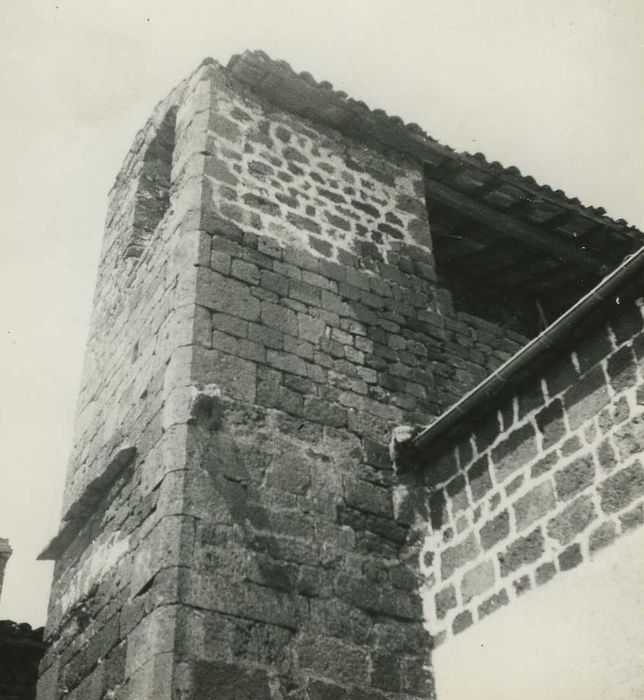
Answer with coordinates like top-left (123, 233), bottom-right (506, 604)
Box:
top-left (41, 47), bottom-right (620, 699)
top-left (37, 52), bottom-right (449, 699)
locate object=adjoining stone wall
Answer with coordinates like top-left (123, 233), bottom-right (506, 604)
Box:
top-left (41, 58), bottom-right (532, 700)
top-left (411, 297), bottom-right (644, 646)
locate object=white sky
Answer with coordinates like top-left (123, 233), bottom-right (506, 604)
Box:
top-left (0, 0), bottom-right (642, 633)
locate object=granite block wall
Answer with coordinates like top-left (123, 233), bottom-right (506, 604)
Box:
top-left (411, 297), bottom-right (644, 646)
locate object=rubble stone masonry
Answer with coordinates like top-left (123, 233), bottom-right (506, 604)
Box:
top-left (412, 298), bottom-right (644, 645)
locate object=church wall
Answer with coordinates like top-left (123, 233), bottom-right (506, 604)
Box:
top-left (411, 297), bottom-right (644, 647)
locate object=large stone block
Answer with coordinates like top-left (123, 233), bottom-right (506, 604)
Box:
top-left (498, 528), bottom-right (544, 577)
top-left (564, 366), bottom-right (610, 430)
top-left (479, 510), bottom-right (510, 551)
top-left (554, 455), bottom-right (595, 502)
top-left (440, 533), bottom-right (480, 580)
top-left (546, 495), bottom-right (596, 546)
top-left (513, 481), bottom-right (556, 532)
top-left (598, 462), bottom-right (644, 514)
top-left (492, 423), bottom-right (538, 483)
top-left (461, 559), bottom-right (495, 603)
top-left (182, 660), bottom-right (271, 699)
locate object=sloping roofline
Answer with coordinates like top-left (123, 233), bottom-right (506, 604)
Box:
top-left (224, 50), bottom-right (639, 242)
top-left (393, 245), bottom-right (644, 468)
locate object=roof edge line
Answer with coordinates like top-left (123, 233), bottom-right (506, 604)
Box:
top-left (396, 245), bottom-right (644, 466)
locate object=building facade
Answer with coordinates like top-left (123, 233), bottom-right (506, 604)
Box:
top-left (38, 52), bottom-right (643, 699)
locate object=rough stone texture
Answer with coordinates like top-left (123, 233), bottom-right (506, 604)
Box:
top-left (416, 297), bottom-right (644, 645)
top-left (39, 51), bottom-right (644, 698)
top-left (38, 56), bottom-right (536, 700)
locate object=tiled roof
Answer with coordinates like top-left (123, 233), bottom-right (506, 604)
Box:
top-left (223, 50), bottom-right (640, 244)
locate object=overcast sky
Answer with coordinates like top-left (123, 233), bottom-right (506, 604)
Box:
top-left (0, 0), bottom-right (642, 632)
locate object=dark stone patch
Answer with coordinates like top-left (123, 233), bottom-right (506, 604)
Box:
top-left (498, 528), bottom-right (544, 577)
top-left (309, 235), bottom-right (333, 258)
top-left (241, 193), bottom-right (280, 216)
top-left (208, 113), bottom-right (242, 142)
top-left (597, 439), bottom-right (617, 473)
top-left (434, 585), bottom-right (457, 619)
top-left (479, 510), bottom-right (510, 551)
top-left (606, 346), bottom-right (637, 392)
top-left (492, 423), bottom-right (538, 483)
top-left (620, 503), bottom-right (644, 531)
top-left (612, 416), bottom-right (644, 460)
top-left (514, 481), bottom-right (555, 532)
top-left (467, 455), bottom-right (493, 501)
top-left (505, 474), bottom-right (523, 497)
top-left (547, 495), bottom-right (596, 546)
top-left (377, 222), bottom-right (403, 239)
top-left (452, 610), bottom-right (473, 635)
top-left (478, 589), bottom-right (509, 619)
top-left (575, 328), bottom-right (612, 374)
top-left (589, 521), bottom-right (617, 553)
top-left (545, 354), bottom-right (579, 397)
top-left (610, 301), bottom-right (643, 345)
top-left (561, 435), bottom-right (582, 456)
top-left (513, 575), bottom-right (531, 596)
top-left (283, 145), bottom-right (308, 163)
top-left (536, 399), bottom-right (566, 451)
top-left (351, 200), bottom-right (381, 218)
top-left (564, 366), bottom-right (610, 430)
top-left (598, 462), bottom-right (644, 514)
top-left (531, 451), bottom-right (557, 478)
top-left (428, 489), bottom-right (446, 531)
top-left (535, 561), bottom-right (556, 586)
top-left (191, 660), bottom-right (271, 699)
top-left (287, 212), bottom-right (321, 234)
top-left (248, 160), bottom-right (274, 178)
top-left (554, 455), bottom-right (595, 501)
top-left (558, 543), bottom-right (583, 571)
top-left (440, 533), bottom-right (480, 580)
top-left (517, 382), bottom-right (545, 419)
top-left (326, 213), bottom-right (351, 231)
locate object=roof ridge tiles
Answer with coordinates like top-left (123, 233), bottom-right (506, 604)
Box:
top-left (224, 50), bottom-right (638, 234)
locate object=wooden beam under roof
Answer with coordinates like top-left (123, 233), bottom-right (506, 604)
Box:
top-left (425, 178), bottom-right (611, 275)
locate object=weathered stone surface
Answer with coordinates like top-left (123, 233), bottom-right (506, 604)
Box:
top-left (452, 610), bottom-right (473, 635)
top-left (41, 52), bottom-right (644, 699)
top-left (558, 543), bottom-right (583, 571)
top-left (536, 400), bottom-right (566, 451)
top-left (498, 528), bottom-right (544, 577)
top-left (589, 521), bottom-right (617, 553)
top-left (492, 423), bottom-right (539, 483)
top-left (598, 462), bottom-right (644, 514)
top-left (513, 481), bottom-right (556, 532)
top-left (441, 533), bottom-right (480, 580)
top-left (554, 455), bottom-right (595, 502)
top-left (478, 588), bottom-right (509, 619)
top-left (461, 559), bottom-right (495, 603)
top-left (546, 495), bottom-right (596, 546)
top-left (479, 510), bottom-right (510, 551)
top-left (434, 585), bottom-right (457, 619)
top-left (564, 366), bottom-right (610, 430)
top-left (535, 561), bottom-right (556, 586)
